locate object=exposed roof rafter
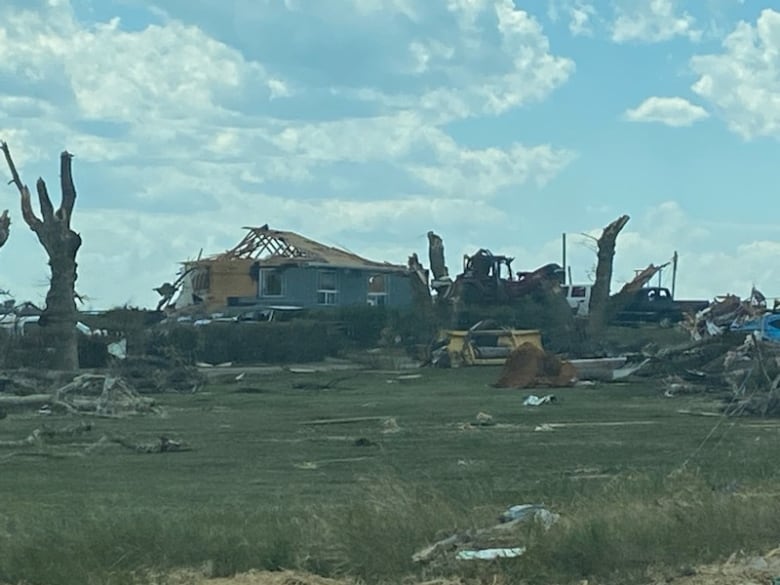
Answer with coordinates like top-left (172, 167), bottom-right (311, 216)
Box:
top-left (198, 225), bottom-right (406, 271)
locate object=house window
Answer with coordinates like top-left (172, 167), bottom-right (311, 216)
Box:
top-left (260, 269), bottom-right (283, 296)
top-left (317, 271), bottom-right (338, 305)
top-left (367, 274), bottom-right (387, 306)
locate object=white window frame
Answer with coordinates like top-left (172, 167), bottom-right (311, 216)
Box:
top-left (367, 274), bottom-right (388, 306)
top-left (317, 270), bottom-right (338, 305)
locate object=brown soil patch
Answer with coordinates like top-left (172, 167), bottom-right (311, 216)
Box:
top-left (494, 343), bottom-right (577, 389)
top-left (166, 569), bottom-right (353, 585)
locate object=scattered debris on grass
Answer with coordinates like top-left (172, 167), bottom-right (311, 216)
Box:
top-left (115, 356), bottom-right (206, 393)
top-left (300, 416), bottom-right (392, 426)
top-left (381, 417), bottom-right (401, 433)
top-left (146, 546), bottom-right (780, 585)
top-left (522, 394), bottom-right (557, 407)
top-left (637, 327), bottom-right (780, 416)
top-left (498, 504), bottom-right (559, 527)
top-left (0, 368), bottom-right (76, 396)
top-left (474, 411), bottom-right (495, 426)
top-left (292, 456), bottom-right (374, 470)
top-left (0, 420), bottom-right (187, 460)
top-left (412, 503), bottom-right (558, 566)
top-left (387, 373), bottom-right (423, 384)
top-left (456, 547), bottom-right (525, 560)
top-left (0, 374), bottom-right (159, 417)
top-left (234, 386), bottom-right (269, 394)
top-left (0, 421), bottom-right (93, 448)
top-left (534, 423), bottom-right (554, 432)
top-left (292, 375), bottom-right (356, 391)
top-left (655, 547), bottom-right (780, 585)
top-left (108, 434), bottom-right (189, 454)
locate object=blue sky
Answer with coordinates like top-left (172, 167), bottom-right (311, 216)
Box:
top-left (1, 0), bottom-right (780, 308)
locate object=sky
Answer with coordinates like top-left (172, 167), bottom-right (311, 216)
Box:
top-left (1, 0), bottom-right (779, 309)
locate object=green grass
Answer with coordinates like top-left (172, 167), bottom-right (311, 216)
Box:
top-left (1, 367), bottom-right (779, 584)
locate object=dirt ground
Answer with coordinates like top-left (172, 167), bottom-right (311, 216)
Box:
top-left (658, 548), bottom-right (780, 585)
top-left (166, 569), bottom-right (353, 585)
top-left (163, 549), bottom-right (780, 585)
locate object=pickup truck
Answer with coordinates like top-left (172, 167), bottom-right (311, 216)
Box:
top-left (613, 286), bottom-right (708, 325)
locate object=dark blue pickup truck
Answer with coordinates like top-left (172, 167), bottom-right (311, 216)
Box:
top-left (614, 287), bottom-right (709, 325)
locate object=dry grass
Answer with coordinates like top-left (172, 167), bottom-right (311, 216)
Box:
top-left (1, 367), bottom-right (779, 584)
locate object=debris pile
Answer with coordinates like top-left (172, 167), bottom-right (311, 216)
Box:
top-left (0, 422), bottom-right (187, 459)
top-left (0, 373), bottom-right (159, 417)
top-left (115, 356), bottom-right (206, 393)
top-left (493, 343), bottom-right (577, 389)
top-left (0, 368), bottom-right (74, 396)
top-left (413, 504), bottom-right (558, 566)
top-left (58, 374), bottom-right (159, 417)
top-left (645, 330), bottom-right (780, 416)
top-left (683, 288), bottom-right (769, 341)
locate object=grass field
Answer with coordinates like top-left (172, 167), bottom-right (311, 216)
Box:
top-left (1, 366), bottom-right (779, 584)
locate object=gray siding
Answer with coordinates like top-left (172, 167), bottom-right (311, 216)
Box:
top-left (256, 266), bottom-right (413, 308)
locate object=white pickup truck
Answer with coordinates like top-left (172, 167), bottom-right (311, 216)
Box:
top-left (560, 284), bottom-right (593, 316)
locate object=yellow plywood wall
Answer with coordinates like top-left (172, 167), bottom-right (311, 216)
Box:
top-left (207, 258), bottom-right (256, 308)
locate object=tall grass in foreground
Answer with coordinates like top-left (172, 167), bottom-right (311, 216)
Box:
top-left (1, 472), bottom-right (779, 585)
top-left (515, 473), bottom-right (780, 584)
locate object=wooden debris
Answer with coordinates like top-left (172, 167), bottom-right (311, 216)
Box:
top-left (0, 373), bottom-right (158, 417)
top-left (292, 375), bottom-right (356, 390)
top-left (300, 416), bottom-right (391, 426)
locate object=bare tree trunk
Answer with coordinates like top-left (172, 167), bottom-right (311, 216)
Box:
top-left (0, 210), bottom-right (9, 248)
top-left (1, 142), bottom-right (82, 370)
top-left (587, 214), bottom-right (629, 337)
top-left (427, 231), bottom-right (449, 281)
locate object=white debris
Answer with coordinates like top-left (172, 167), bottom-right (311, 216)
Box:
top-left (456, 547), bottom-right (526, 560)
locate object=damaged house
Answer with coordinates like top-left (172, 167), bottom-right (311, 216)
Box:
top-left (163, 226), bottom-right (414, 312)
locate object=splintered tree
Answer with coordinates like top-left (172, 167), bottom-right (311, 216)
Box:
top-left (0, 209), bottom-right (9, 249)
top-left (1, 142), bottom-right (82, 370)
top-left (587, 214), bottom-right (630, 337)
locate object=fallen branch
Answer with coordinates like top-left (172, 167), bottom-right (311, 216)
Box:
top-left (292, 375), bottom-right (357, 390)
top-left (0, 394), bottom-right (53, 409)
top-left (109, 435), bottom-right (189, 454)
top-left (300, 416), bottom-right (391, 426)
top-left (0, 373), bottom-right (158, 417)
top-left (0, 422), bottom-right (93, 448)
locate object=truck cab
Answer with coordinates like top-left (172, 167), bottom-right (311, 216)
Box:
top-left (615, 286), bottom-right (682, 324)
top-left (560, 284), bottom-right (592, 316)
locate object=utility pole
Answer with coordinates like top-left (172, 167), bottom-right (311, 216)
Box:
top-left (561, 232), bottom-right (567, 285)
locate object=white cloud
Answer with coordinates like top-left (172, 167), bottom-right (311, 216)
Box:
top-left (569, 2), bottom-right (596, 37)
top-left (509, 202), bottom-right (780, 301)
top-left (611, 0), bottom-right (701, 43)
top-left (690, 9), bottom-right (780, 140)
top-left (267, 79), bottom-right (291, 100)
top-left (546, 0), bottom-right (600, 37)
top-left (624, 96), bottom-right (709, 127)
top-left (408, 142), bottom-right (576, 196)
top-left (0, 0), bottom-right (576, 308)
top-left (385, 1), bottom-right (575, 122)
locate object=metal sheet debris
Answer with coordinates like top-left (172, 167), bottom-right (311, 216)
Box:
top-left (456, 547), bottom-right (526, 560)
top-left (523, 394), bottom-right (557, 406)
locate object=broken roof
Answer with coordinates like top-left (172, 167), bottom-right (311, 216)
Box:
top-left (199, 225), bottom-right (407, 271)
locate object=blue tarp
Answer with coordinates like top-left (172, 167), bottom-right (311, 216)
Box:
top-left (731, 313), bottom-right (780, 342)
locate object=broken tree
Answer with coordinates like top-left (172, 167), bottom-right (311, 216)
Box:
top-left (0, 209), bottom-right (9, 249)
top-left (1, 142), bottom-right (82, 370)
top-left (587, 214), bottom-right (629, 337)
top-left (427, 230), bottom-right (449, 282)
